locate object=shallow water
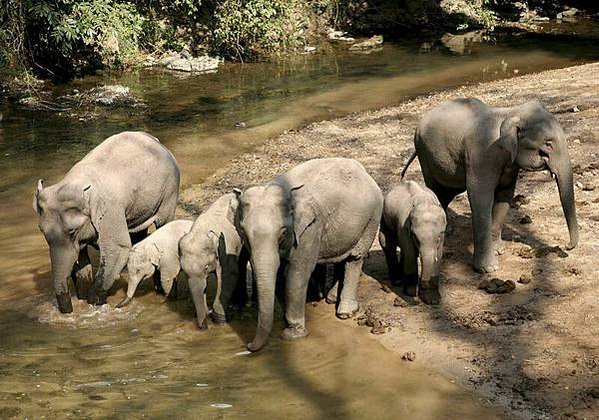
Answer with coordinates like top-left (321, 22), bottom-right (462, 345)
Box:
top-left (1, 24), bottom-right (599, 418)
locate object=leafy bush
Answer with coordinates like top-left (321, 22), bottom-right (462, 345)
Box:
top-left (211, 0), bottom-right (305, 60)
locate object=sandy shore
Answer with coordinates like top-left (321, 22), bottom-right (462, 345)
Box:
top-left (178, 62), bottom-right (599, 419)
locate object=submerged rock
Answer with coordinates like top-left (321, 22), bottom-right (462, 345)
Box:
top-left (327, 29), bottom-right (355, 43)
top-left (88, 85), bottom-right (144, 108)
top-left (441, 31), bottom-right (484, 55)
top-left (349, 35), bottom-right (383, 51)
top-left (166, 56), bottom-right (222, 73)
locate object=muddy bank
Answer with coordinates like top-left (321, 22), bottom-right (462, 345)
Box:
top-left (179, 62), bottom-right (599, 418)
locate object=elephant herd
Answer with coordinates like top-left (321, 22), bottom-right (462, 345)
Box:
top-left (34, 98), bottom-right (578, 352)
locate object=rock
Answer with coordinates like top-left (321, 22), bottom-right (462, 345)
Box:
top-left (510, 194), bottom-right (530, 208)
top-left (582, 181), bottom-right (596, 191)
top-left (519, 215), bottom-right (532, 224)
top-left (589, 386), bottom-right (599, 399)
top-left (441, 31), bottom-right (484, 55)
top-left (569, 105), bottom-right (580, 113)
top-left (566, 267), bottom-right (581, 276)
top-left (479, 278), bottom-right (516, 294)
top-left (518, 274), bottom-right (532, 284)
top-left (402, 351), bottom-right (416, 362)
top-left (394, 296), bottom-right (419, 307)
top-left (302, 46), bottom-right (316, 54)
top-left (235, 122), bottom-right (246, 128)
top-left (166, 56), bottom-right (221, 73)
top-left (531, 268), bottom-right (543, 275)
top-left (327, 29), bottom-right (355, 43)
top-left (535, 246), bottom-right (568, 258)
top-left (561, 8), bottom-right (578, 17)
top-left (516, 245), bottom-right (534, 259)
top-left (349, 35), bottom-right (383, 51)
top-left (370, 325), bottom-right (387, 335)
top-left (89, 85), bottom-right (144, 108)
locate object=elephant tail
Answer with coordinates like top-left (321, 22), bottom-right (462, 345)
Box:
top-left (401, 150), bottom-right (417, 180)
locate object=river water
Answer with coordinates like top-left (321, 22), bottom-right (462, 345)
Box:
top-left (1, 27), bottom-right (598, 418)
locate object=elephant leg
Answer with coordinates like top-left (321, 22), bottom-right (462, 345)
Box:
top-left (231, 248), bottom-right (250, 308)
top-left (325, 263), bottom-right (342, 304)
top-left (153, 269), bottom-right (165, 294)
top-left (308, 264), bottom-right (326, 302)
top-left (213, 259), bottom-right (238, 324)
top-left (88, 242), bottom-right (130, 305)
top-left (491, 178), bottom-right (517, 256)
top-left (336, 258), bottom-right (363, 319)
top-left (398, 234), bottom-right (418, 296)
top-left (468, 184), bottom-right (498, 273)
top-left (379, 228), bottom-right (400, 285)
top-left (282, 242), bottom-right (319, 340)
top-left (71, 246), bottom-right (92, 301)
top-left (188, 276), bottom-right (209, 330)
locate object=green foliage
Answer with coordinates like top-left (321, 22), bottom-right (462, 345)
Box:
top-left (211, 0), bottom-right (305, 60)
top-left (28, 0), bottom-right (144, 69)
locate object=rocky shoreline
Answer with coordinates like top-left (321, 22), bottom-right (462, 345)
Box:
top-left (178, 62), bottom-right (599, 419)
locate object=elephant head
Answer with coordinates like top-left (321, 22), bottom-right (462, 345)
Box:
top-left (115, 244), bottom-right (160, 308)
top-left (499, 101), bottom-right (578, 250)
top-left (33, 179), bottom-right (100, 313)
top-left (409, 202), bottom-right (446, 304)
top-left (179, 229), bottom-right (220, 328)
top-left (233, 184), bottom-right (298, 352)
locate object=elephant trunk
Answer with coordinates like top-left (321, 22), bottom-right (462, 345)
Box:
top-left (247, 247), bottom-right (280, 352)
top-left (552, 156), bottom-right (579, 250)
top-left (50, 242), bottom-right (79, 313)
top-left (419, 249), bottom-right (440, 290)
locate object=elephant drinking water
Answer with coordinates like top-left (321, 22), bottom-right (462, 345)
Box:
top-left (33, 131), bottom-right (180, 313)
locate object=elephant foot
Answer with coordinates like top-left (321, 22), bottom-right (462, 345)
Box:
top-left (336, 300), bottom-right (359, 320)
top-left (325, 283), bottom-right (338, 304)
top-left (418, 288), bottom-right (441, 305)
top-left (282, 324), bottom-right (308, 341)
top-left (474, 254), bottom-right (499, 274)
top-left (74, 268), bottom-right (92, 300)
top-left (211, 312), bottom-right (227, 325)
top-left (87, 290), bottom-right (107, 306)
top-left (56, 293), bottom-right (73, 314)
top-left (197, 317), bottom-right (209, 330)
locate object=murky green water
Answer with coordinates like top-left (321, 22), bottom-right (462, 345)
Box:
top-left (1, 25), bottom-right (599, 418)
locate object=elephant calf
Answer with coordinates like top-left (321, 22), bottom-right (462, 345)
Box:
top-left (179, 193), bottom-right (247, 329)
top-left (234, 158), bottom-right (383, 352)
top-left (34, 131), bottom-right (180, 313)
top-left (402, 98), bottom-right (578, 273)
top-left (379, 181), bottom-right (446, 304)
top-left (116, 220), bottom-right (193, 308)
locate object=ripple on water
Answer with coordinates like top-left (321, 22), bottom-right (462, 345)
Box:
top-left (18, 295), bottom-right (144, 328)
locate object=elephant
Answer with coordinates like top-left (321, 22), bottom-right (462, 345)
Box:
top-left (234, 158), bottom-right (383, 352)
top-left (33, 131), bottom-right (180, 313)
top-left (116, 219), bottom-right (193, 308)
top-left (179, 193), bottom-right (248, 329)
top-left (379, 181), bottom-right (447, 304)
top-left (401, 98), bottom-right (578, 273)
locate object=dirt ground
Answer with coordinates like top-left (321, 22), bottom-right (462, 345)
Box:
top-left (178, 63), bottom-right (599, 419)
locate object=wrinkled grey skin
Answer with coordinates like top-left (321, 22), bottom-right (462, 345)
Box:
top-left (179, 193), bottom-right (246, 330)
top-left (402, 98), bottom-right (578, 273)
top-left (34, 132), bottom-right (180, 313)
top-left (116, 220), bottom-right (193, 308)
top-left (235, 158), bottom-right (383, 352)
top-left (379, 181), bottom-right (446, 304)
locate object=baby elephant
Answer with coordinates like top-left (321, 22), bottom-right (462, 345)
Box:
top-left (379, 181), bottom-right (446, 305)
top-left (116, 220), bottom-right (193, 308)
top-left (179, 193), bottom-right (246, 329)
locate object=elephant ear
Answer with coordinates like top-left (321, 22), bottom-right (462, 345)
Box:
top-left (499, 116), bottom-right (521, 163)
top-left (226, 193), bottom-right (240, 225)
top-left (83, 184), bottom-right (106, 234)
top-left (33, 179), bottom-right (44, 214)
top-left (149, 243), bottom-right (162, 266)
top-left (291, 187), bottom-right (315, 248)
top-left (207, 230), bottom-right (221, 260)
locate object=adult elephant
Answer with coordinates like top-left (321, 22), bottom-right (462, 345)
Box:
top-left (34, 131), bottom-right (180, 313)
top-left (234, 158), bottom-right (383, 352)
top-left (402, 98), bottom-right (578, 273)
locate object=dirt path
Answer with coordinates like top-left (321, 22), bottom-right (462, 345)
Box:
top-left (179, 63), bottom-right (599, 419)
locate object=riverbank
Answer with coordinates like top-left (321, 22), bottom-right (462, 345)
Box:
top-left (179, 62), bottom-right (599, 418)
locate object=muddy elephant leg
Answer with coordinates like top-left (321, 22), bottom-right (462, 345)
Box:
top-left (379, 228), bottom-right (400, 285)
top-left (153, 269), bottom-right (165, 294)
top-left (468, 184), bottom-right (498, 273)
top-left (71, 246), bottom-right (93, 301)
top-left (325, 263), bottom-right (342, 304)
top-left (336, 258), bottom-right (364, 319)
top-left (491, 176), bottom-right (517, 256)
top-left (88, 242), bottom-right (131, 305)
top-left (282, 242), bottom-right (319, 340)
